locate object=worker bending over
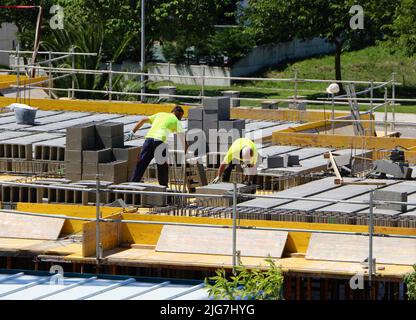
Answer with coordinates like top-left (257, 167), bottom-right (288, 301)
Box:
top-left (212, 138), bottom-right (258, 185)
top-left (125, 106), bottom-right (187, 187)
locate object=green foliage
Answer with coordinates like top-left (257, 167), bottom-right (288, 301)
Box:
top-left (205, 258), bottom-right (284, 300)
top-left (389, 0), bottom-right (416, 56)
top-left (404, 265), bottom-right (416, 300)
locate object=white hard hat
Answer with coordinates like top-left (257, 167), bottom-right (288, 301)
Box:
top-left (242, 147), bottom-right (252, 164)
top-left (326, 83), bottom-right (340, 94)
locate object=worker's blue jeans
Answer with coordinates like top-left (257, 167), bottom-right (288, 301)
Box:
top-left (131, 138), bottom-right (169, 187)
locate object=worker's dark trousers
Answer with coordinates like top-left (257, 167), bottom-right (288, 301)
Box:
top-left (131, 138), bottom-right (168, 187)
top-left (222, 163), bottom-right (257, 188)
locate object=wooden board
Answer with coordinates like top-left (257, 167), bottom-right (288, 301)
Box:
top-left (306, 234), bottom-right (416, 266)
top-left (0, 211), bottom-right (64, 240)
top-left (156, 225), bottom-right (288, 258)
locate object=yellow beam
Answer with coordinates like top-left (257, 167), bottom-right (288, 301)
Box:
top-left (0, 75), bottom-right (48, 90)
top-left (231, 107), bottom-right (349, 122)
top-left (0, 97), bottom-right (190, 116)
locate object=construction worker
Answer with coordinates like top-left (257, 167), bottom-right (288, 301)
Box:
top-left (124, 106), bottom-right (187, 187)
top-left (212, 138), bottom-right (258, 185)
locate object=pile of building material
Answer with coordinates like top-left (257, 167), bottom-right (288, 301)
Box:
top-left (65, 122), bottom-right (140, 183)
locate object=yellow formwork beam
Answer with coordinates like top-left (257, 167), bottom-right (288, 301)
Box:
top-left (119, 213), bottom-right (416, 254)
top-left (0, 96), bottom-right (190, 116)
top-left (15, 203), bottom-right (122, 235)
top-left (0, 75), bottom-right (48, 90)
top-left (231, 108), bottom-right (349, 122)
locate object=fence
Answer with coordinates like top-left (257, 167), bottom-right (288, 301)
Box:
top-left (1, 178), bottom-right (416, 279)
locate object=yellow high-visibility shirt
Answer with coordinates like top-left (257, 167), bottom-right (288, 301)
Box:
top-left (145, 112), bottom-right (184, 143)
top-left (223, 138), bottom-right (258, 165)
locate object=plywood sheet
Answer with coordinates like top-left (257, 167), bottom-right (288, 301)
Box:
top-left (0, 211), bottom-right (64, 240)
top-left (156, 225), bottom-right (288, 258)
top-left (306, 233), bottom-right (416, 266)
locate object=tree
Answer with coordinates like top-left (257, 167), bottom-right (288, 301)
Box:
top-left (389, 0), bottom-right (416, 56)
top-left (405, 265), bottom-right (416, 300)
top-left (242, 0), bottom-right (398, 83)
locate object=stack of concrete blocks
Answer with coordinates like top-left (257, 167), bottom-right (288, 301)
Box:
top-left (261, 100), bottom-right (279, 110)
top-left (65, 122), bottom-right (138, 184)
top-left (263, 154), bottom-right (300, 169)
top-left (159, 86), bottom-right (176, 102)
top-left (372, 160), bottom-right (413, 180)
top-left (188, 97), bottom-right (245, 168)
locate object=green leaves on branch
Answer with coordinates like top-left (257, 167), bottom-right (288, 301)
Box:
top-left (205, 258), bottom-right (284, 300)
top-left (405, 265), bottom-right (416, 300)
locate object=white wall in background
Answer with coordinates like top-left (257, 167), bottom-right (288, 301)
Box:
top-left (0, 23), bottom-right (18, 67)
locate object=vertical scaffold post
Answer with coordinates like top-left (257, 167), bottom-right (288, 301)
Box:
top-left (384, 87), bottom-right (388, 137)
top-left (368, 191), bottom-right (375, 293)
top-left (95, 175), bottom-right (102, 263)
top-left (16, 43), bottom-right (21, 102)
top-left (370, 81), bottom-right (374, 136)
top-left (201, 65), bottom-right (205, 98)
top-left (71, 46), bottom-right (75, 99)
top-left (48, 51), bottom-right (52, 98)
top-left (331, 92), bottom-right (335, 134)
top-left (108, 61), bottom-right (113, 102)
top-left (140, 0), bottom-right (146, 102)
top-left (232, 182), bottom-right (237, 273)
top-left (294, 69), bottom-right (299, 110)
top-left (392, 72), bottom-right (396, 132)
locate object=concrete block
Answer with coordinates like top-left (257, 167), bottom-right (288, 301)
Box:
top-left (374, 190), bottom-right (407, 212)
top-left (261, 100), bottom-right (279, 109)
top-left (218, 119), bottom-right (245, 131)
top-left (66, 123), bottom-right (96, 150)
top-left (65, 150), bottom-right (83, 163)
top-left (202, 96), bottom-right (230, 110)
top-left (202, 109), bottom-right (218, 122)
top-left (112, 146), bottom-right (141, 162)
top-left (65, 161), bottom-right (82, 173)
top-left (83, 148), bottom-right (114, 163)
top-left (288, 155), bottom-right (300, 166)
top-left (83, 162), bottom-right (100, 175)
top-left (97, 135), bottom-right (124, 149)
top-left (221, 91), bottom-right (240, 107)
top-left (188, 120), bottom-right (203, 131)
top-left (188, 108), bottom-right (203, 121)
top-left (95, 122), bottom-right (123, 138)
top-left (265, 155), bottom-right (289, 169)
top-left (288, 101), bottom-right (307, 110)
top-left (99, 161), bottom-right (128, 184)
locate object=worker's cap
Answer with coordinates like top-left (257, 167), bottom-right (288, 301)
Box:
top-left (241, 147), bottom-right (252, 165)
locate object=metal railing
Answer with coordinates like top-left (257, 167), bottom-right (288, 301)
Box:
top-left (1, 178), bottom-right (416, 277)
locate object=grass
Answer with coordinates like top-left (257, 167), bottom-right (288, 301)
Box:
top-left (148, 43), bottom-right (416, 112)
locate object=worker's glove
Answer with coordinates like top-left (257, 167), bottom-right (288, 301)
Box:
top-left (211, 176), bottom-right (220, 184)
top-left (124, 130), bottom-right (134, 141)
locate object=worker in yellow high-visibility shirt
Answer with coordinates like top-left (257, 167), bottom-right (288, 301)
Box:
top-left (124, 106), bottom-right (188, 187)
top-left (211, 138), bottom-right (258, 185)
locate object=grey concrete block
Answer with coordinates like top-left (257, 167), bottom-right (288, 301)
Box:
top-left (97, 135), bottom-right (124, 149)
top-left (218, 119), bottom-right (245, 131)
top-left (65, 161), bottom-right (82, 173)
top-left (159, 86), bottom-right (176, 101)
top-left (265, 155), bottom-right (289, 168)
top-left (288, 155), bottom-right (300, 166)
top-left (99, 161), bottom-right (128, 184)
top-left (188, 108), bottom-right (203, 121)
top-left (188, 120), bottom-right (203, 131)
top-left (202, 96), bottom-right (230, 110)
top-left (202, 109), bottom-right (218, 122)
top-left (66, 123), bottom-right (96, 150)
top-left (374, 190), bottom-right (407, 212)
top-left (113, 146), bottom-right (141, 162)
top-left (261, 100), bottom-right (279, 109)
top-left (95, 122), bottom-right (124, 138)
top-left (288, 101), bottom-right (307, 110)
top-left (83, 148), bottom-right (114, 163)
top-left (65, 150), bottom-right (82, 163)
top-left (221, 91), bottom-right (240, 107)
top-left (83, 162), bottom-right (100, 175)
